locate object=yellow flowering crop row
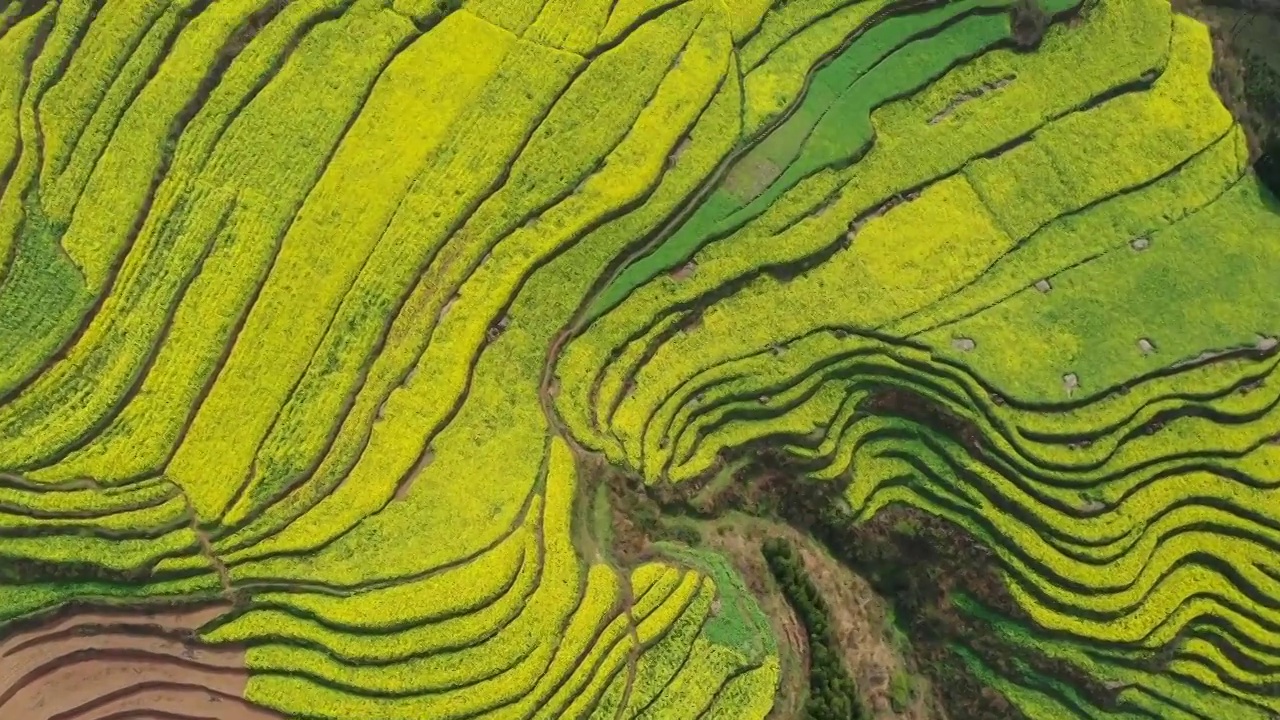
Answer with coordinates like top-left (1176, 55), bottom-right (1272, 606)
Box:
top-left (739, 0), bottom-right (879, 72)
top-left (667, 379), bottom-right (852, 482)
top-left (1166, 654), bottom-right (1280, 716)
top-left (218, 15), bottom-right (725, 569)
top-left (538, 563), bottom-right (704, 718)
top-left (552, 68), bottom-right (742, 461)
top-left (557, 630), bottom-right (633, 719)
top-left (225, 2), bottom-right (731, 578)
top-left (0, 68), bottom-right (29, 276)
top-left (784, 388), bottom-right (866, 462)
top-left (586, 671), bottom-right (630, 720)
top-left (231, 434), bottom-right (566, 637)
top-left (206, 531), bottom-right (537, 660)
top-left (378, 0), bottom-right (723, 492)
top-left (608, 175), bottom-right (1010, 468)
top-left (1015, 557), bottom-right (1280, 651)
top-left (239, 450), bottom-right (588, 710)
top-left (464, 0), bottom-right (546, 35)
top-left (240, 552), bottom-right (599, 718)
top-left (673, 328), bottom-right (1268, 497)
top-left (630, 561), bottom-right (679, 600)
top-left (0, 474), bottom-right (176, 515)
top-left (203, 37), bottom-right (580, 552)
top-left (0, 489), bottom-right (187, 534)
top-left (561, 310), bottom-right (686, 466)
top-left (855, 436), bottom-right (1280, 656)
top-left (935, 437), bottom-right (1280, 570)
top-left (23, 0), bottom-right (337, 479)
top-left (209, 10), bottom-right (526, 523)
top-left (632, 567), bottom-right (687, 619)
top-left (0, 0), bottom-right (90, 282)
top-left (858, 433), bottom-right (1175, 589)
top-left (39, 0), bottom-right (188, 224)
top-left (166, 7), bottom-right (491, 521)
top-left (1180, 634), bottom-right (1280, 692)
top-left (219, 3), bottom-right (707, 558)
top-left (633, 637), bottom-right (754, 719)
top-left (540, 612), bottom-right (635, 720)
top-left (640, 331), bottom-right (880, 461)
top-left (593, 0), bottom-right (1029, 325)
top-left (501, 564), bottom-right (623, 717)
top-left (571, 0), bottom-right (1172, 422)
top-left (0, 8), bottom-right (46, 271)
top-left (890, 123), bottom-right (1247, 337)
top-left (0, 527), bottom-right (198, 573)
top-left (220, 289), bottom-right (562, 579)
top-left (19, 0), bottom-right (357, 483)
top-left (524, 0), bottom-right (611, 55)
top-left (974, 614), bottom-right (1277, 719)
top-left (701, 656), bottom-right (780, 719)
top-left (0, 182), bottom-right (235, 472)
top-left (963, 16), bottom-right (1233, 242)
top-left (4, 1), bottom-right (399, 480)
top-left (624, 577), bottom-right (715, 716)
top-left (52, 0), bottom-right (271, 290)
top-left (636, 571), bottom-right (706, 642)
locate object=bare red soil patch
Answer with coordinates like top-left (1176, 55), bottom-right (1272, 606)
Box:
top-left (0, 602), bottom-right (278, 720)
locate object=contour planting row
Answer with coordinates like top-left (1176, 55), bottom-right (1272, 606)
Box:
top-left (568, 13), bottom-right (1232, 476)
top-left (959, 596), bottom-right (1280, 719)
top-left (192, 439), bottom-right (774, 718)
top-left (0, 3), bottom-right (798, 718)
top-left (0, 0), bottom-right (734, 588)
top-left (581, 114), bottom-right (1269, 476)
top-left (554, 2), bottom-right (1280, 717)
top-left (557, 0), bottom-right (1177, 448)
top-left (189, 0), bottom-right (737, 587)
top-left (843, 422), bottom-right (1280, 713)
top-left (584, 306), bottom-right (1279, 490)
top-left (589, 0), bottom-right (1089, 322)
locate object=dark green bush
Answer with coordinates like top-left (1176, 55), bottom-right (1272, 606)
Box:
top-left (762, 538), bottom-right (866, 720)
top-left (1010, 0), bottom-right (1051, 49)
top-left (1258, 130), bottom-right (1280, 196)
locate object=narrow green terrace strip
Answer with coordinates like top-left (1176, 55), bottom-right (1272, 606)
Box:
top-left (584, 0), bottom-right (1082, 323)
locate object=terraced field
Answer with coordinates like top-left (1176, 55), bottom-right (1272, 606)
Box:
top-left (0, 0), bottom-right (1276, 717)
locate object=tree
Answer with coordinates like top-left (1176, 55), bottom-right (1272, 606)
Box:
top-left (1010, 0), bottom-right (1051, 50)
top-left (1258, 130), bottom-right (1280, 197)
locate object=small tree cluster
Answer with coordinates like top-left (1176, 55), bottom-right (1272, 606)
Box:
top-left (1239, 47), bottom-right (1280, 195)
top-left (761, 538), bottom-right (867, 720)
top-left (1010, 0), bottom-right (1051, 50)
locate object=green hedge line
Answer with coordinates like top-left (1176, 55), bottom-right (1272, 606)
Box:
top-left (760, 537), bottom-right (867, 720)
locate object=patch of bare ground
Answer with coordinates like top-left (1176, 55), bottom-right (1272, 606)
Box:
top-left (928, 76), bottom-right (1015, 125)
top-left (0, 602), bottom-right (279, 720)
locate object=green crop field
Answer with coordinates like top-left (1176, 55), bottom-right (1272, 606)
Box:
top-left (0, 0), bottom-right (1277, 717)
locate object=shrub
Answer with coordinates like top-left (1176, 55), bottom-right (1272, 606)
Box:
top-left (1010, 0), bottom-right (1051, 49)
top-left (1257, 129), bottom-right (1280, 195)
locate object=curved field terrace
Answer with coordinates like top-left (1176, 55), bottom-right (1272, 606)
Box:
top-left (0, 0), bottom-right (1278, 717)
